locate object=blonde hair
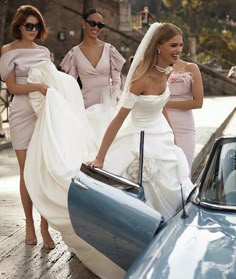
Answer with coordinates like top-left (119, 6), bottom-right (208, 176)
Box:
top-left (131, 23), bottom-right (182, 82)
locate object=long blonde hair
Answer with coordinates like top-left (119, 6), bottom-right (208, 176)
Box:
top-left (131, 23), bottom-right (182, 83)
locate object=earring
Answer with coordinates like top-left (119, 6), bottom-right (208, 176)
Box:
top-left (157, 49), bottom-right (161, 54)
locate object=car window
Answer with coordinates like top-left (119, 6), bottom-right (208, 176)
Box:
top-left (200, 142), bottom-right (236, 206)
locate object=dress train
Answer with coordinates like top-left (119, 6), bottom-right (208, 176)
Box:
top-left (24, 61), bottom-right (125, 279)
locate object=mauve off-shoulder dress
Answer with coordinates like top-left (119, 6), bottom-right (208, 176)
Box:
top-left (0, 48), bottom-right (50, 150)
top-left (60, 43), bottom-right (126, 108)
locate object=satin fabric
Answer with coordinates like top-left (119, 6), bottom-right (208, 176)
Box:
top-left (24, 60), bottom-right (194, 278)
top-left (167, 71), bottom-right (196, 170)
top-left (24, 61), bottom-right (125, 279)
top-left (104, 90), bottom-right (194, 220)
top-left (60, 43), bottom-right (126, 108)
top-left (0, 48), bottom-right (50, 149)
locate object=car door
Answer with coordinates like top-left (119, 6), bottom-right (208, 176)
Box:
top-left (68, 165), bottom-right (163, 271)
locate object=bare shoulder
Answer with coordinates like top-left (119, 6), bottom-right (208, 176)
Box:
top-left (185, 62), bottom-right (200, 74)
top-left (129, 77), bottom-right (146, 95)
top-left (35, 44), bottom-right (49, 51)
top-left (1, 42), bottom-right (16, 55)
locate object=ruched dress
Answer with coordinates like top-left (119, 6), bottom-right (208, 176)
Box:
top-left (104, 90), bottom-right (194, 220)
top-left (60, 43), bottom-right (126, 108)
top-left (0, 48), bottom-right (50, 149)
top-left (167, 71), bottom-right (195, 170)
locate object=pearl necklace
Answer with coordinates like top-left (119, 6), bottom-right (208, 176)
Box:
top-left (154, 65), bottom-right (173, 75)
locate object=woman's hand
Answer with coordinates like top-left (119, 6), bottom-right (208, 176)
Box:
top-left (37, 83), bottom-right (48, 96)
top-left (86, 157), bottom-right (104, 169)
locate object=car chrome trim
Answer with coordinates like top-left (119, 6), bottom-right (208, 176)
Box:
top-left (192, 187), bottom-right (236, 210)
top-left (199, 201), bottom-right (236, 211)
top-left (71, 178), bottom-right (88, 190)
top-left (93, 167), bottom-right (140, 189)
top-left (191, 186), bottom-right (201, 204)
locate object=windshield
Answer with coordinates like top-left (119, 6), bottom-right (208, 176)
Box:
top-left (200, 141), bottom-right (236, 207)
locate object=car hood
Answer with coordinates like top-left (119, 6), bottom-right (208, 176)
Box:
top-left (125, 203), bottom-right (236, 279)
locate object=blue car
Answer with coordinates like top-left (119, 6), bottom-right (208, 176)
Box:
top-left (68, 136), bottom-right (236, 278)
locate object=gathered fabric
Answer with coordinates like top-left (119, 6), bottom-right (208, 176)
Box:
top-left (60, 43), bottom-right (126, 108)
top-left (24, 61), bottom-right (125, 279)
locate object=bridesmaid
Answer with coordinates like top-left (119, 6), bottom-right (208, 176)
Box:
top-left (0, 5), bottom-right (55, 249)
top-left (166, 58), bottom-right (204, 172)
top-left (60, 8), bottom-right (126, 109)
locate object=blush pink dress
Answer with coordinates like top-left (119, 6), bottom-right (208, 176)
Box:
top-left (60, 43), bottom-right (126, 108)
top-left (167, 72), bottom-right (195, 171)
top-left (0, 48), bottom-right (50, 150)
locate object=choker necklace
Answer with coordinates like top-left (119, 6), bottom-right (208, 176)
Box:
top-left (154, 65), bottom-right (173, 75)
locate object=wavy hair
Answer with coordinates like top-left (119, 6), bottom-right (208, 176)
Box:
top-left (10, 5), bottom-right (47, 41)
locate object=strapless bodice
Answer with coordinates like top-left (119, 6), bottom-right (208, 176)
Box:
top-left (130, 87), bottom-right (170, 127)
top-left (168, 71), bottom-right (192, 101)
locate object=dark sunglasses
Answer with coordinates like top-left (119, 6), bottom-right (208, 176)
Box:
top-left (23, 23), bottom-right (42, 31)
top-left (85, 20), bottom-right (105, 29)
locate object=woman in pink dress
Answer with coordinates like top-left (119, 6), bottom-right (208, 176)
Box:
top-left (0, 5), bottom-right (55, 249)
top-left (166, 58), bottom-right (204, 171)
top-left (60, 8), bottom-right (126, 109)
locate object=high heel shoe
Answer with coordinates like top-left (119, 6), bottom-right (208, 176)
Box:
top-left (25, 224), bottom-right (37, 245)
top-left (43, 241), bottom-right (55, 250)
top-left (25, 238), bottom-right (37, 245)
top-left (41, 227), bottom-right (55, 250)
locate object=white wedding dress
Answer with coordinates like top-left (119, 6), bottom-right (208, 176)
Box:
top-left (24, 61), bottom-right (126, 279)
top-left (24, 61), bottom-right (193, 279)
top-left (104, 92), bottom-right (193, 220)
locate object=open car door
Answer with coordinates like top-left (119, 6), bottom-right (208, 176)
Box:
top-left (68, 164), bottom-right (164, 271)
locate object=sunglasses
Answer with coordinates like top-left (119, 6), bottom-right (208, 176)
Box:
top-left (23, 23), bottom-right (42, 31)
top-left (85, 20), bottom-right (105, 29)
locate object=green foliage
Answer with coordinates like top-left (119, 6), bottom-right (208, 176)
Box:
top-left (198, 28), bottom-right (236, 67)
top-left (162, 0), bottom-right (177, 8)
top-left (159, 0), bottom-right (236, 65)
top-left (129, 0), bottom-right (236, 65)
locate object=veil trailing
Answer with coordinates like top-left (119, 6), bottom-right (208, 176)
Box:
top-left (118, 22), bottom-right (162, 107)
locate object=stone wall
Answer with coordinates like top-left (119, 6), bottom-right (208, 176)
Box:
top-left (197, 63), bottom-right (236, 96)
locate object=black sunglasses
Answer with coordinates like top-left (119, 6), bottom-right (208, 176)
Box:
top-left (85, 20), bottom-right (105, 29)
top-left (23, 23), bottom-right (42, 31)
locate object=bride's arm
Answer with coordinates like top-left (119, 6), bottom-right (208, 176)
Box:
top-left (87, 107), bottom-right (130, 168)
top-left (87, 79), bottom-right (143, 168)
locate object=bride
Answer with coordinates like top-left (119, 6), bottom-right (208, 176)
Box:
top-left (88, 22), bottom-right (194, 219)
top-left (24, 22), bottom-right (194, 279)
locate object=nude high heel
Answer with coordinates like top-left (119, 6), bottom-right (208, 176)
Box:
top-left (40, 227), bottom-right (55, 250)
top-left (25, 221), bottom-right (37, 245)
